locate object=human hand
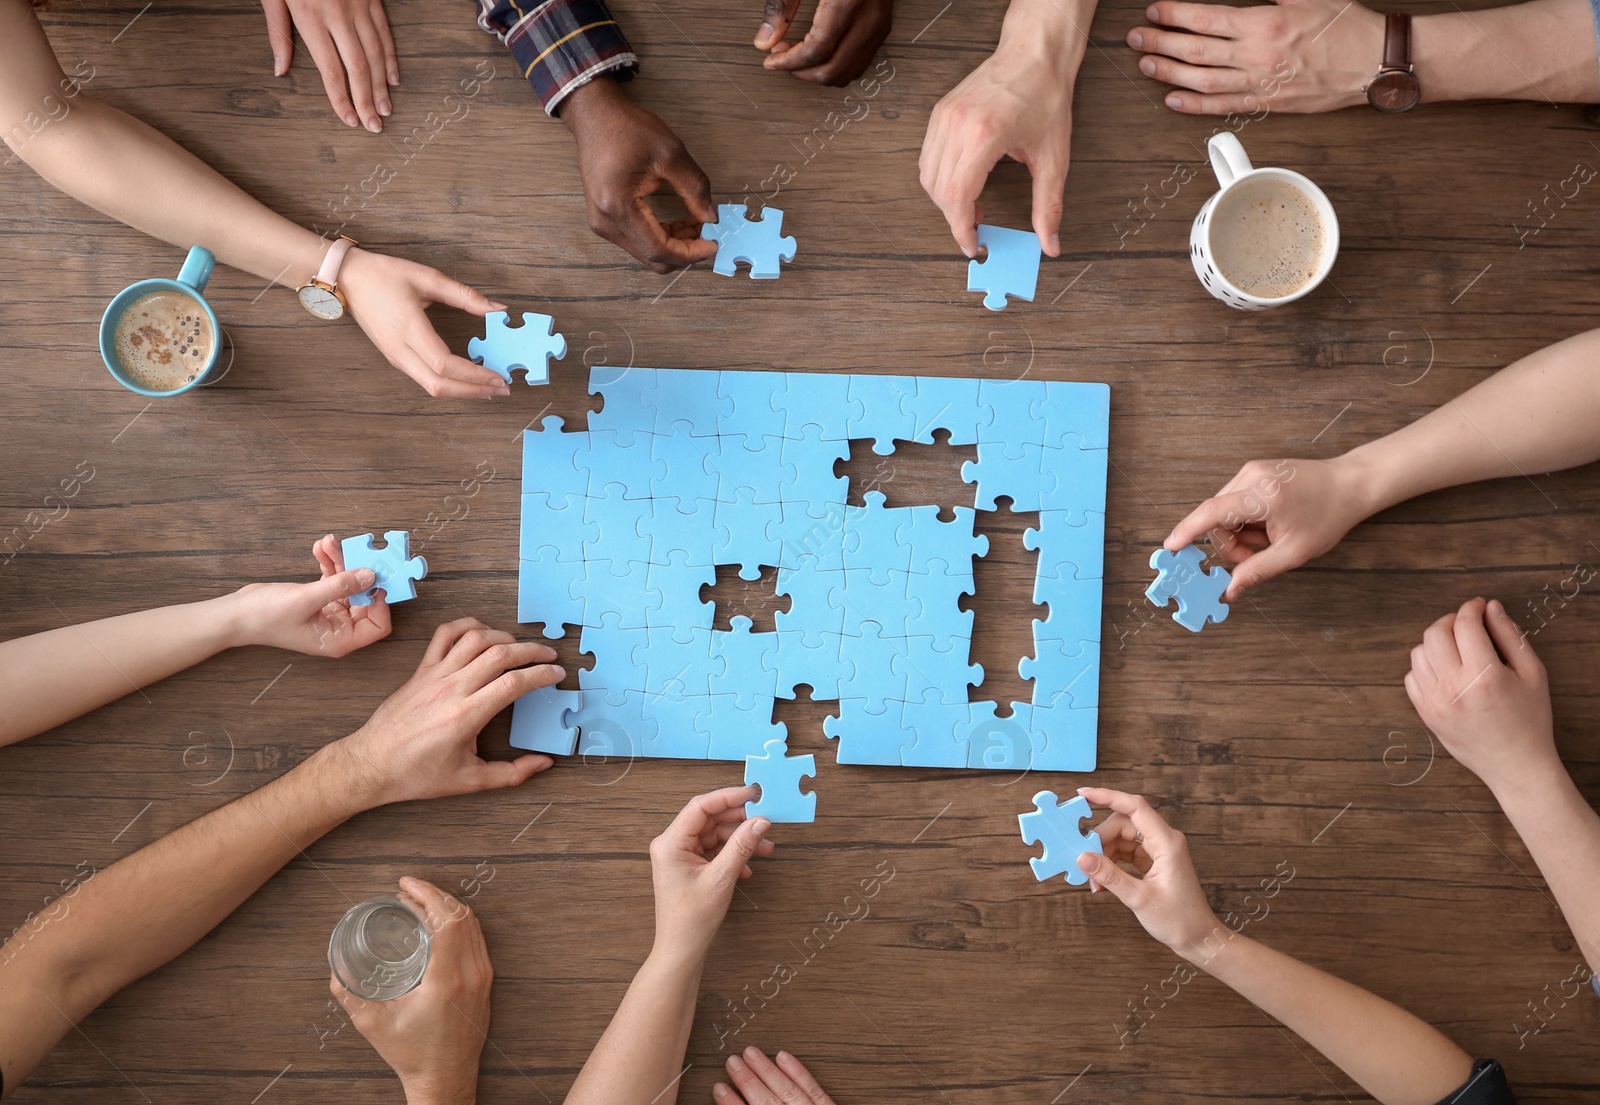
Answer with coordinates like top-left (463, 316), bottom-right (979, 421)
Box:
top-left (1074, 788), bottom-right (1222, 960)
top-left (332, 877), bottom-right (488, 1105)
top-left (263, 0), bottom-right (399, 132)
top-left (231, 534), bottom-right (393, 656)
top-left (754, 0), bottom-right (893, 85)
top-left (1165, 456), bottom-right (1373, 601)
top-left (333, 618), bottom-right (563, 806)
top-left (714, 1049), bottom-right (836, 1105)
top-left (337, 248), bottom-right (511, 400)
top-left (920, 41), bottom-right (1073, 257)
top-left (648, 787), bottom-right (774, 960)
top-left (1405, 598), bottom-right (1562, 797)
top-left (1127, 0), bottom-right (1384, 115)
top-left (561, 79), bottom-right (719, 273)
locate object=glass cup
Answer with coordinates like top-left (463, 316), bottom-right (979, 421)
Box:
top-left (328, 895), bottom-right (431, 1001)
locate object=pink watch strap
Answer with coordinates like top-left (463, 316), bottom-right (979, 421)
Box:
top-left (315, 237), bottom-right (356, 286)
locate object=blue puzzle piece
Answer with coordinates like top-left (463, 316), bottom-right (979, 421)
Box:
top-left (967, 225), bottom-right (1041, 311)
top-left (1025, 509), bottom-right (1106, 584)
top-left (520, 491), bottom-right (598, 563)
top-left (823, 698), bottom-right (918, 765)
top-left (1036, 381), bottom-right (1113, 451)
top-left (703, 205), bottom-right (797, 279)
top-left (1147, 545), bottom-right (1231, 632)
top-left (703, 693), bottom-right (787, 761)
top-left (709, 616), bottom-right (781, 709)
top-left (583, 482), bottom-right (654, 572)
top-left (961, 702), bottom-right (1048, 770)
top-left (711, 488), bottom-right (786, 580)
top-left (961, 441), bottom-right (1060, 512)
top-left (1014, 700), bottom-right (1099, 770)
top-left (846, 375), bottom-right (919, 455)
top-left (896, 689), bottom-right (976, 768)
top-left (1019, 635), bottom-right (1097, 710)
top-left (509, 686), bottom-right (581, 755)
top-left (744, 738), bottom-right (816, 821)
top-left (342, 530), bottom-right (427, 606)
top-left (1018, 791), bottom-right (1103, 885)
top-left (523, 417), bottom-right (589, 507)
top-left (903, 376), bottom-right (983, 445)
top-left (469, 311), bottom-right (565, 384)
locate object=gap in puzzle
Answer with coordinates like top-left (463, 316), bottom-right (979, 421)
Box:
top-left (510, 368), bottom-right (1109, 771)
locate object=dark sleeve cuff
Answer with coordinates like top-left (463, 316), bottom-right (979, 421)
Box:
top-left (1434, 1060), bottom-right (1517, 1105)
top-left (474, 0), bottom-right (639, 115)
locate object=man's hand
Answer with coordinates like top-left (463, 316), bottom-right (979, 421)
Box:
top-left (338, 248), bottom-right (512, 400)
top-left (1127, 0), bottom-right (1384, 115)
top-left (332, 877), bottom-right (489, 1105)
top-left (920, 39), bottom-right (1074, 257)
top-left (561, 79), bottom-right (719, 273)
top-left (754, 0), bottom-right (894, 86)
top-left (649, 787), bottom-right (773, 960)
top-left (263, 0), bottom-right (400, 132)
top-left (1405, 598), bottom-right (1562, 797)
top-left (333, 618), bottom-right (563, 805)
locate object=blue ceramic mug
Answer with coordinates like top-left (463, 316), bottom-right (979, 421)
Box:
top-left (99, 246), bottom-right (220, 396)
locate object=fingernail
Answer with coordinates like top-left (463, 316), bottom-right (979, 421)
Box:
top-left (488, 301), bottom-right (509, 311)
top-left (355, 568), bottom-right (376, 586)
top-left (379, 100), bottom-right (392, 117)
top-left (365, 117), bottom-right (382, 133)
top-left (1127, 29), bottom-right (1142, 48)
top-left (1139, 57), bottom-right (1156, 76)
top-left (1078, 852), bottom-right (1101, 873)
top-left (1490, 598), bottom-right (1503, 613)
top-left (343, 112), bottom-right (358, 127)
top-left (751, 817), bottom-right (770, 837)
top-left (495, 387), bottom-right (511, 397)
top-left (389, 71), bottom-right (400, 87)
top-left (776, 1050), bottom-right (793, 1062)
top-left (550, 664), bottom-right (567, 680)
top-left (1147, 3), bottom-right (1159, 18)
top-left (744, 1045), bottom-right (763, 1060)
top-left (1166, 92), bottom-right (1182, 108)
top-left (1048, 233), bottom-right (1061, 255)
top-left (728, 1055), bottom-right (746, 1072)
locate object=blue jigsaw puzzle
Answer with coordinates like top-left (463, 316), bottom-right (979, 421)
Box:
top-left (1018, 790), bottom-right (1103, 886)
top-left (1146, 544), bottom-right (1231, 632)
top-left (468, 311), bottom-right (566, 384)
top-left (967, 225), bottom-right (1041, 311)
top-left (513, 367), bottom-right (1109, 771)
top-left (702, 204), bottom-right (797, 279)
top-left (744, 737), bottom-right (817, 822)
top-left (342, 530), bottom-right (427, 606)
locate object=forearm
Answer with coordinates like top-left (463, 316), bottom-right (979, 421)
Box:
top-left (0, 741), bottom-right (369, 1091)
top-left (0, 592), bottom-right (256, 746)
top-left (1340, 327), bottom-right (1600, 516)
top-left (1416, 0), bottom-right (1599, 103)
top-left (1182, 932), bottom-right (1472, 1104)
top-left (997, 0), bottom-right (1095, 65)
top-left (564, 944), bottom-right (704, 1105)
top-left (1495, 768), bottom-right (1600, 972)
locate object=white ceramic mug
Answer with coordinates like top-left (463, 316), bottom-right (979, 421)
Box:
top-left (1189, 132), bottom-right (1339, 310)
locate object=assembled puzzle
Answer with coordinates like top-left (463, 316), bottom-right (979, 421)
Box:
top-left (510, 367), bottom-right (1109, 771)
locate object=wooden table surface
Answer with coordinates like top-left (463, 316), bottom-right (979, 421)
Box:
top-left (4, 0), bottom-right (1599, 1100)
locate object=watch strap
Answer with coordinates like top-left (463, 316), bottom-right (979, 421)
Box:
top-left (1382, 13), bottom-right (1412, 71)
top-left (314, 236), bottom-right (356, 287)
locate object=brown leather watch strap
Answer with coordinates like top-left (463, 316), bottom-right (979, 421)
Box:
top-left (1382, 12), bottom-right (1412, 71)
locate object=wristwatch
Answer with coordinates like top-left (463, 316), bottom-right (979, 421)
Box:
top-left (1364, 13), bottom-right (1421, 112)
top-left (297, 235), bottom-right (357, 320)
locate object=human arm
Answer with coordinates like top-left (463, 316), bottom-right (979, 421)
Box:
top-left (1128, 0), bottom-right (1599, 115)
top-left (919, 0), bottom-right (1098, 257)
top-left (0, 617), bottom-right (561, 1096)
top-left (1167, 326), bottom-right (1600, 597)
top-left (0, 0), bottom-right (506, 399)
top-left (754, 0), bottom-right (893, 85)
top-left (1075, 788), bottom-right (1480, 1105)
top-left (262, 0), bottom-right (399, 131)
top-left (563, 788), bottom-right (773, 1105)
top-left (333, 877), bottom-right (492, 1105)
top-left (1407, 597), bottom-right (1600, 973)
top-left (0, 535), bottom-right (392, 747)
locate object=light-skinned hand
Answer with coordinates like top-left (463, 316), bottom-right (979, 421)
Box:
top-left (334, 618), bottom-right (562, 805)
top-left (649, 787), bottom-right (774, 959)
top-left (754, 0), bottom-right (893, 85)
top-left (714, 1048), bottom-right (836, 1105)
top-left (263, 0), bottom-right (400, 132)
top-left (337, 248), bottom-right (511, 400)
top-left (561, 79), bottom-right (719, 274)
top-left (231, 533), bottom-right (393, 656)
top-left (1405, 597), bottom-right (1561, 795)
top-left (1128, 0), bottom-right (1384, 115)
top-left (1165, 456), bottom-right (1372, 600)
top-left (331, 876), bottom-right (489, 1105)
top-left (1074, 788), bottom-right (1223, 959)
top-left (920, 41), bottom-right (1072, 258)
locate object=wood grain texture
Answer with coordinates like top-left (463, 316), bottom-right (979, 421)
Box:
top-left (4, 0), bottom-right (1600, 1100)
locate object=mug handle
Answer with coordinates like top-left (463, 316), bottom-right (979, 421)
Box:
top-left (177, 245), bottom-right (215, 295)
top-left (1208, 132), bottom-right (1253, 188)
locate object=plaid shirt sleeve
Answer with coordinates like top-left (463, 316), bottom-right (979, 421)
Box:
top-left (475, 0), bottom-right (639, 115)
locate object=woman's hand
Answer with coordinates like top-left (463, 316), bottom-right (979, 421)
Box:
top-left (230, 534), bottom-right (392, 657)
top-left (649, 787), bottom-right (774, 961)
top-left (263, 0), bottom-right (399, 132)
top-left (714, 1049), bottom-right (836, 1105)
top-left (338, 248), bottom-right (512, 400)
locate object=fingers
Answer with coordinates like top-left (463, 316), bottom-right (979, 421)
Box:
top-left (708, 816), bottom-right (771, 883)
top-left (767, 4), bottom-right (891, 85)
top-left (420, 617), bottom-right (493, 668)
top-left (1165, 487), bottom-right (1256, 552)
top-left (773, 1052), bottom-right (835, 1104)
top-left (349, 8), bottom-right (393, 118)
top-left (420, 267), bottom-right (499, 318)
top-left (1449, 597), bottom-right (1502, 674)
top-left (668, 786), bottom-right (760, 841)
top-left (1160, 89), bottom-right (1269, 115)
top-left (474, 752), bottom-right (555, 790)
top-left (724, 1047), bottom-right (801, 1105)
top-left (1218, 542), bottom-right (1296, 602)
top-left (1408, 643), bottom-right (1434, 688)
top-left (1127, 23), bottom-right (1230, 64)
top-left (1144, 0), bottom-right (1241, 37)
top-left (263, 0), bottom-right (294, 76)
top-left (397, 875), bottom-right (475, 945)
top-left (1026, 149), bottom-right (1068, 257)
top-left (657, 148), bottom-right (718, 226)
top-left (930, 160), bottom-right (989, 259)
top-left (1485, 597), bottom-right (1544, 682)
top-left (300, 23), bottom-right (361, 129)
top-left (312, 533), bottom-right (342, 577)
top-left (1074, 849), bottom-right (1146, 909)
top-left (451, 634), bottom-right (559, 686)
top-left (304, 567), bottom-right (378, 610)
top-left (370, 0), bottom-right (400, 87)
top-left (755, 0), bottom-right (803, 50)
top-left (475, 660), bottom-right (567, 719)
top-left (1138, 55), bottom-right (1251, 96)
top-left (1075, 788), bottom-right (1180, 857)
top-left (328, 19), bottom-right (381, 130)
top-left (1422, 609), bottom-right (1462, 673)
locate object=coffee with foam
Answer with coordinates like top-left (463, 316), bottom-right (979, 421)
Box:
top-left (1209, 177), bottom-right (1328, 300)
top-left (112, 289), bottom-right (214, 392)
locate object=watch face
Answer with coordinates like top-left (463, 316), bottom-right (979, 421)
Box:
top-left (298, 283), bottom-right (344, 320)
top-left (1367, 70), bottom-right (1421, 113)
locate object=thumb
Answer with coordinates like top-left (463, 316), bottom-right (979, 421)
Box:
top-left (1077, 851), bottom-right (1143, 909)
top-left (1027, 151), bottom-right (1068, 257)
top-left (263, 0), bottom-right (293, 76)
top-left (308, 567), bottom-right (377, 607)
top-left (1220, 543), bottom-right (1297, 602)
top-left (710, 816), bottom-right (769, 883)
